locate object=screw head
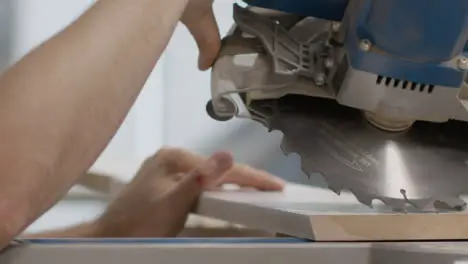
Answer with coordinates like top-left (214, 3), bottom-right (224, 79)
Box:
top-left (324, 58), bottom-right (334, 69)
top-left (314, 73), bottom-right (326, 86)
top-left (458, 56), bottom-right (468, 70)
top-left (331, 22), bottom-right (341, 32)
top-left (360, 39), bottom-right (372, 51)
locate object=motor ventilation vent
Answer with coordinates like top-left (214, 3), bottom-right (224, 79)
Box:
top-left (376, 75), bottom-right (435, 94)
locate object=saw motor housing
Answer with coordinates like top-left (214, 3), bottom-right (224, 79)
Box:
top-left (207, 0), bottom-right (468, 131)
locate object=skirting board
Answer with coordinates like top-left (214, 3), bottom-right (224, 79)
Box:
top-left (196, 184), bottom-right (468, 241)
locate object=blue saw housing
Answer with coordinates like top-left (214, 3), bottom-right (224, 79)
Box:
top-left (246, 0), bottom-right (348, 21)
top-left (245, 0), bottom-right (468, 88)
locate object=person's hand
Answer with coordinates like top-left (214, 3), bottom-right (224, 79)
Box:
top-left (93, 148), bottom-right (285, 237)
top-left (181, 0), bottom-right (220, 71)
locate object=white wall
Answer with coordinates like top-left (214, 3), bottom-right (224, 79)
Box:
top-left (5, 0), bottom-right (315, 233)
top-left (12, 0), bottom-right (165, 181)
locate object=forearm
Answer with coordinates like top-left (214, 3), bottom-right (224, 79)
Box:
top-left (0, 0), bottom-right (188, 247)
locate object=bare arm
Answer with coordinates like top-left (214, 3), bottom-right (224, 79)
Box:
top-left (21, 223), bottom-right (100, 239)
top-left (0, 0), bottom-right (189, 248)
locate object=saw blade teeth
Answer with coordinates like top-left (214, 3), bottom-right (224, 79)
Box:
top-left (268, 125), bottom-right (280, 133)
top-left (354, 194), bottom-right (374, 208)
top-left (266, 125), bottom-right (468, 213)
top-left (408, 199), bottom-right (437, 213)
top-left (328, 185), bottom-right (342, 195)
top-left (322, 175), bottom-right (344, 195)
top-left (433, 197), bottom-right (467, 212)
top-left (267, 123), bottom-right (281, 132)
top-left (280, 138), bottom-right (294, 155)
top-left (378, 198), bottom-right (409, 213)
top-left (300, 158), bottom-right (318, 176)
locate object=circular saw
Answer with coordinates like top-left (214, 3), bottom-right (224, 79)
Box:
top-left (206, 2), bottom-right (468, 212)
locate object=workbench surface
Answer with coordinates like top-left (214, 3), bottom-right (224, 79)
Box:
top-left (4, 239), bottom-right (468, 264)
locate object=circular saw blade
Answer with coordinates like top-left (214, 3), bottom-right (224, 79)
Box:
top-left (251, 96), bottom-right (468, 212)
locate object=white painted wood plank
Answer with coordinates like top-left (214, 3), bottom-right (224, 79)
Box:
top-left (196, 184), bottom-right (468, 241)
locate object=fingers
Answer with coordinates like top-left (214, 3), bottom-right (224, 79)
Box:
top-left (170, 152), bottom-right (234, 207)
top-left (154, 148), bottom-right (204, 174)
top-left (185, 7), bottom-right (221, 70)
top-left (185, 151), bottom-right (233, 189)
top-left (222, 165), bottom-right (286, 191)
top-left (154, 148), bottom-right (285, 191)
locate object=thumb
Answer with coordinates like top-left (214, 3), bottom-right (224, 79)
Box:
top-left (186, 7), bottom-right (221, 71)
top-left (171, 152), bottom-right (234, 205)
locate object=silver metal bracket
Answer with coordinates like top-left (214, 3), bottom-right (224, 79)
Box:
top-left (233, 4), bottom-right (325, 80)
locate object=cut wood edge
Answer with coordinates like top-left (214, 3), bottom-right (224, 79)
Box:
top-left (196, 195), bottom-right (316, 240)
top-left (310, 214), bottom-right (468, 241)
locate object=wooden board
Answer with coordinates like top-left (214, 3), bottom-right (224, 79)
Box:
top-left (196, 184), bottom-right (468, 241)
